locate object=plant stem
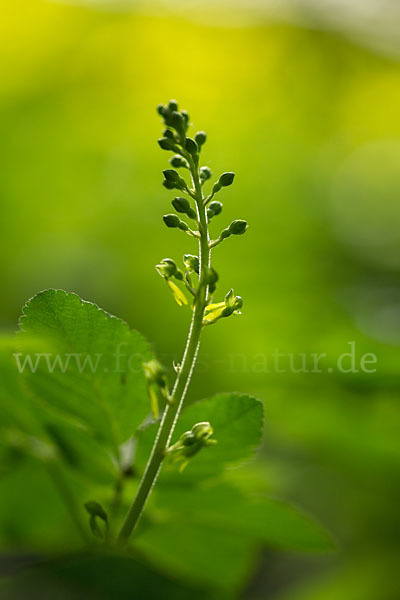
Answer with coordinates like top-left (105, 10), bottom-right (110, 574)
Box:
top-left (117, 155), bottom-right (210, 546)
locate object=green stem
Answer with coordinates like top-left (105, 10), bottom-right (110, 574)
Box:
top-left (117, 155), bottom-right (210, 546)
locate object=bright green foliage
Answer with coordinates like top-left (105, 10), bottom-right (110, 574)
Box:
top-left (18, 289), bottom-right (153, 447)
top-left (134, 521), bottom-right (255, 591)
top-left (134, 393), bottom-right (264, 483)
top-left (0, 97), bottom-right (335, 598)
top-left (0, 338), bottom-right (117, 487)
top-left (153, 484), bottom-right (335, 553)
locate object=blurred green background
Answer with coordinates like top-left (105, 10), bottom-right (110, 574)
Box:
top-left (1, 0), bottom-right (400, 598)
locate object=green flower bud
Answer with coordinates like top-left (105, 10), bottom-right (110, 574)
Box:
top-left (169, 155), bottom-right (188, 169)
top-left (228, 219), bottom-right (247, 235)
top-left (200, 166), bottom-right (212, 181)
top-left (194, 131), bottom-right (207, 147)
top-left (172, 196), bottom-right (190, 211)
top-left (170, 111), bottom-right (185, 135)
top-left (158, 137), bottom-right (175, 151)
top-left (155, 257), bottom-right (177, 278)
top-left (84, 500), bottom-right (108, 521)
top-left (162, 170), bottom-right (187, 191)
top-left (168, 99), bottom-right (178, 112)
top-left (212, 181), bottom-right (222, 194)
top-left (181, 110), bottom-right (189, 126)
top-left (143, 359), bottom-right (169, 420)
top-left (163, 169), bottom-right (180, 182)
top-left (163, 129), bottom-right (175, 140)
top-left (219, 172), bottom-right (235, 187)
top-left (163, 180), bottom-right (176, 190)
top-left (183, 254), bottom-right (199, 274)
top-left (208, 201), bottom-right (222, 215)
top-left (205, 266), bottom-right (219, 293)
top-left (84, 501), bottom-right (109, 539)
top-left (178, 220), bottom-right (189, 231)
top-left (163, 214), bottom-right (181, 228)
top-left (205, 267), bottom-right (218, 285)
top-left (143, 359), bottom-right (168, 388)
top-left (163, 214), bottom-right (189, 231)
top-left (220, 228), bottom-right (231, 240)
top-left (207, 201), bottom-right (223, 221)
top-left (172, 197), bottom-right (196, 220)
top-left (185, 137), bottom-right (198, 157)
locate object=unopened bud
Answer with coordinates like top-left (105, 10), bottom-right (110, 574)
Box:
top-left (84, 501), bottom-right (109, 539)
top-left (158, 137), bottom-right (175, 151)
top-left (163, 214), bottom-right (189, 231)
top-left (170, 111), bottom-right (185, 135)
top-left (163, 169), bottom-right (180, 182)
top-left (200, 166), bottom-right (212, 181)
top-left (143, 359), bottom-right (169, 420)
top-left (194, 131), bottom-right (207, 147)
top-left (185, 137), bottom-right (198, 157)
top-left (170, 155), bottom-right (188, 169)
top-left (163, 129), bottom-right (175, 140)
top-left (162, 169), bottom-right (187, 191)
top-left (168, 99), bottom-right (178, 112)
top-left (228, 219), bottom-right (247, 235)
top-left (220, 228), bottom-right (231, 240)
top-left (172, 197), bottom-right (196, 220)
top-left (163, 180), bottom-right (176, 190)
top-left (178, 220), bottom-right (189, 231)
top-left (143, 359), bottom-right (167, 388)
top-left (208, 201), bottom-right (223, 218)
top-left (163, 214), bottom-right (181, 228)
top-left (205, 266), bottom-right (219, 293)
top-left (181, 110), bottom-right (189, 127)
top-left (219, 172), bottom-right (235, 187)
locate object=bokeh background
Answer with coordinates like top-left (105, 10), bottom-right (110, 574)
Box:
top-left (1, 0), bottom-right (400, 598)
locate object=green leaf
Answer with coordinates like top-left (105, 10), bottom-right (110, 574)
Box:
top-left (136, 393), bottom-right (264, 482)
top-left (0, 551), bottom-right (211, 600)
top-left (17, 289), bottom-right (153, 449)
top-left (133, 482), bottom-right (333, 590)
top-left (154, 483), bottom-right (336, 553)
top-left (134, 520), bottom-right (256, 592)
top-left (0, 335), bottom-right (122, 485)
top-left (0, 336), bottom-right (45, 438)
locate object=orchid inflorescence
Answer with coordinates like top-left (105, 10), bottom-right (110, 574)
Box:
top-left (155, 99), bottom-right (247, 327)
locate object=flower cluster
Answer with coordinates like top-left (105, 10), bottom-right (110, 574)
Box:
top-left (147, 100), bottom-right (248, 459)
top-left (155, 99), bottom-right (247, 323)
top-left (165, 421), bottom-right (217, 471)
